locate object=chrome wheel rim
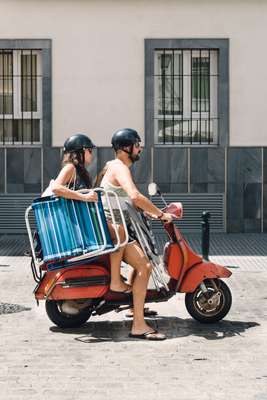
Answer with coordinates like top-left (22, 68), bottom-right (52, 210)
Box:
top-left (192, 284), bottom-right (225, 317)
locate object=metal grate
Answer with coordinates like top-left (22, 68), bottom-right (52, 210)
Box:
top-left (154, 49), bottom-right (218, 145)
top-left (0, 193), bottom-right (225, 234)
top-left (0, 194), bottom-right (36, 233)
top-left (0, 49), bottom-right (42, 145)
top-left (150, 193), bottom-right (225, 233)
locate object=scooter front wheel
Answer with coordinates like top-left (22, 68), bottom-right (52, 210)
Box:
top-left (185, 279), bottom-right (232, 323)
top-left (45, 300), bottom-right (92, 329)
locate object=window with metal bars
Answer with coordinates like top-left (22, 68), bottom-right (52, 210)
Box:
top-left (0, 49), bottom-right (42, 145)
top-left (154, 49), bottom-right (218, 145)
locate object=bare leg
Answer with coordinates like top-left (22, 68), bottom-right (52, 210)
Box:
top-left (127, 266), bottom-right (157, 317)
top-left (123, 242), bottom-right (157, 334)
top-left (108, 223), bottom-right (131, 292)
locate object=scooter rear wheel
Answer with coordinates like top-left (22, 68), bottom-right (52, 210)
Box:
top-left (185, 279), bottom-right (232, 323)
top-left (45, 300), bottom-right (92, 329)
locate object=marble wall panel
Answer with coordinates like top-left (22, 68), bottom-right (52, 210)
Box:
top-left (0, 149), bottom-right (4, 192)
top-left (154, 148), bottom-right (188, 192)
top-left (244, 183), bottom-right (261, 219)
top-left (131, 147), bottom-right (150, 184)
top-left (43, 147), bottom-right (62, 189)
top-left (263, 183), bottom-right (267, 232)
top-left (190, 148), bottom-right (225, 193)
top-left (244, 219), bottom-right (261, 233)
top-left (170, 183), bottom-right (188, 193)
top-left (263, 149), bottom-right (267, 183)
top-left (6, 148), bottom-right (41, 193)
top-left (227, 148), bottom-right (262, 233)
top-left (87, 148), bottom-right (98, 184)
top-left (263, 149), bottom-right (267, 232)
top-left (24, 149), bottom-right (41, 193)
top-left (190, 183), bottom-right (208, 193)
top-left (228, 148), bottom-right (261, 184)
top-left (6, 149), bottom-right (24, 193)
top-left (97, 148), bottom-right (114, 172)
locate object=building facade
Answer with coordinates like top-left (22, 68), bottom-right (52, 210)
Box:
top-left (0, 0), bottom-right (266, 233)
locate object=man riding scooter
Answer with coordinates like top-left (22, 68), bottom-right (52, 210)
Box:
top-left (98, 128), bottom-right (173, 340)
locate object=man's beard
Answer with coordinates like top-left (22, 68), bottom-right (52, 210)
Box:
top-left (129, 152), bottom-right (141, 163)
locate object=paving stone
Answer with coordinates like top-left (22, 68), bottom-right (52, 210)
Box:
top-left (1, 235), bottom-right (267, 399)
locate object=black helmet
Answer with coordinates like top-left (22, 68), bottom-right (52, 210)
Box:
top-left (111, 128), bottom-right (141, 150)
top-left (63, 134), bottom-right (95, 153)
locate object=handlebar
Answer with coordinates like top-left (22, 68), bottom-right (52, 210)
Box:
top-left (143, 202), bottom-right (183, 221)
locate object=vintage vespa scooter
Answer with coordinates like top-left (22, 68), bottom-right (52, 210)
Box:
top-left (25, 185), bottom-right (232, 329)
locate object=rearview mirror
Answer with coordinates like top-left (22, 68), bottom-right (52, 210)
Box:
top-left (148, 182), bottom-right (158, 196)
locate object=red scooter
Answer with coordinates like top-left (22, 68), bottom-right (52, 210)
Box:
top-left (26, 184), bottom-right (232, 329)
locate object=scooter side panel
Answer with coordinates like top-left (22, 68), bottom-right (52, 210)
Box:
top-left (164, 242), bottom-right (184, 280)
top-left (164, 239), bottom-right (203, 280)
top-left (35, 265), bottom-right (110, 300)
top-left (179, 262), bottom-right (232, 293)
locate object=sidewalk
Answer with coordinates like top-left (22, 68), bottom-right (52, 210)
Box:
top-left (0, 233), bottom-right (267, 400)
top-left (1, 232), bottom-right (267, 270)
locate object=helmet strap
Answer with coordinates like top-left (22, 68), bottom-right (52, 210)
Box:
top-left (116, 145), bottom-right (138, 163)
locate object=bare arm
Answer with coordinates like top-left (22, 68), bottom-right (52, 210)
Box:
top-left (51, 164), bottom-right (97, 202)
top-left (113, 163), bottom-right (164, 217)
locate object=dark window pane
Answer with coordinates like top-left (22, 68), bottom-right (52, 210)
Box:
top-left (0, 119), bottom-right (12, 142)
top-left (192, 57), bottom-right (210, 112)
top-left (0, 51), bottom-right (13, 114)
top-left (157, 78), bottom-right (182, 115)
top-left (21, 54), bottom-right (37, 112)
top-left (0, 119), bottom-right (40, 143)
top-left (14, 119), bottom-right (40, 142)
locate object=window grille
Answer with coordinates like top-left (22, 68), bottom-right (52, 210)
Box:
top-left (0, 49), bottom-right (42, 145)
top-left (154, 49), bottom-right (218, 145)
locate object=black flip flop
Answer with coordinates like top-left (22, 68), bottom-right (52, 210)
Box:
top-left (128, 330), bottom-right (166, 341)
top-left (126, 307), bottom-right (158, 318)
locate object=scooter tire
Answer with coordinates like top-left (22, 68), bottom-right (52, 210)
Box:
top-left (45, 300), bottom-right (92, 329)
top-left (185, 279), bottom-right (232, 323)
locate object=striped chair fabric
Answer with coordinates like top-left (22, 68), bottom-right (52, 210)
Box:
top-left (31, 194), bottom-right (113, 263)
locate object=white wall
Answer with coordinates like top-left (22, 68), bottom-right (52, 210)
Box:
top-left (0, 0), bottom-right (266, 146)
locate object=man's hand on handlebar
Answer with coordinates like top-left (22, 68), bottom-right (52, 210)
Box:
top-left (160, 212), bottom-right (173, 223)
top-left (143, 211), bottom-right (173, 223)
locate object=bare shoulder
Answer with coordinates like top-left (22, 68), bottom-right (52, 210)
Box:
top-left (62, 163), bottom-right (75, 172)
top-left (107, 160), bottom-right (132, 185)
top-left (55, 163), bottom-right (75, 183)
top-left (109, 159), bottom-right (128, 171)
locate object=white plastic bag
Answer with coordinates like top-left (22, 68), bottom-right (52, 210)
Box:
top-left (42, 179), bottom-right (55, 197)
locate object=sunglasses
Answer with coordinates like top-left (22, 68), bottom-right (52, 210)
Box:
top-left (134, 142), bottom-right (142, 148)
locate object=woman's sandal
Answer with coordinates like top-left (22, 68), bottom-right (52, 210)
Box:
top-left (109, 284), bottom-right (132, 294)
top-left (128, 329), bottom-right (166, 341)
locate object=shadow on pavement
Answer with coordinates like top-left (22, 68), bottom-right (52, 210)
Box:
top-left (50, 316), bottom-right (260, 343)
top-left (0, 302), bottom-right (31, 315)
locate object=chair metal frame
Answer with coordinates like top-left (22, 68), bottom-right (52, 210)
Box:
top-left (25, 188), bottom-right (129, 280)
